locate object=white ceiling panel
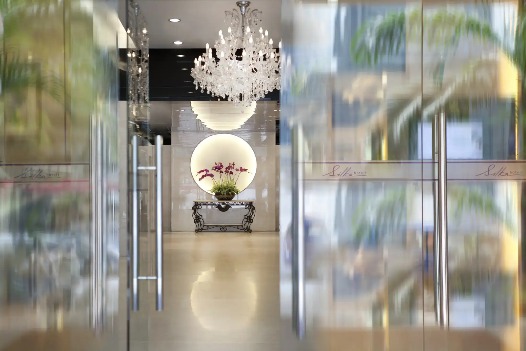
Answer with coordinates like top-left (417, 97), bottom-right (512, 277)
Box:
top-left (136, 0), bottom-right (282, 48)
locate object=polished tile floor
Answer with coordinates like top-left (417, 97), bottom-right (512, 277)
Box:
top-left (130, 232), bottom-right (280, 351)
top-left (2, 231), bottom-right (523, 351)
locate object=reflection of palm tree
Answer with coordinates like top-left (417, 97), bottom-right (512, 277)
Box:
top-left (343, 6), bottom-right (520, 246)
top-left (350, 7), bottom-right (524, 140)
top-left (1, 0), bottom-right (111, 99)
top-left (341, 185), bottom-right (407, 246)
top-left (0, 0), bottom-right (63, 98)
top-left (350, 7), bottom-right (516, 81)
top-left (340, 184), bottom-right (513, 247)
top-left (1, 0), bottom-right (116, 162)
top-left (0, 53), bottom-right (61, 98)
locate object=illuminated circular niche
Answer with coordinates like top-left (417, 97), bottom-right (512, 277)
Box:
top-left (190, 134), bottom-right (257, 195)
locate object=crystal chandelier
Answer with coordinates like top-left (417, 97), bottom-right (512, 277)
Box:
top-left (191, 1), bottom-right (281, 107)
top-left (127, 1), bottom-right (149, 119)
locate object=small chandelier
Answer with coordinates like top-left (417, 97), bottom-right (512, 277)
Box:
top-left (191, 1), bottom-right (281, 107)
top-left (127, 1), bottom-right (150, 119)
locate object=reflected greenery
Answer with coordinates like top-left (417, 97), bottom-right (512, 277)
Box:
top-left (350, 7), bottom-right (520, 85)
top-left (346, 185), bottom-right (407, 245)
top-left (0, 52), bottom-right (60, 98)
top-left (0, 0), bottom-right (63, 98)
top-left (343, 184), bottom-right (513, 247)
top-left (346, 5), bottom-right (525, 150)
top-left (0, 0), bottom-right (118, 163)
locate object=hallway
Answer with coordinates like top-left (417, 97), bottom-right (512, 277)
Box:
top-left (130, 232), bottom-right (280, 351)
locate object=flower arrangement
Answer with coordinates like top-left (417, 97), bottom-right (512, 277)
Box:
top-left (197, 162), bottom-right (249, 197)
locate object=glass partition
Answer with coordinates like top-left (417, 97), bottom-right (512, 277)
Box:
top-left (422, 1), bottom-right (524, 350)
top-left (281, 0), bottom-right (526, 351)
top-left (0, 0), bottom-right (122, 349)
top-left (280, 2), bottom-right (425, 351)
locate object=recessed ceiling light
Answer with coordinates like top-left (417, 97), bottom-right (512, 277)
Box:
top-left (181, 68), bottom-right (188, 71)
top-left (273, 109), bottom-right (278, 112)
top-left (177, 54), bottom-right (185, 58)
top-left (188, 91), bottom-right (194, 93)
top-left (169, 18), bottom-right (181, 23)
top-left (174, 40), bottom-right (183, 45)
top-left (181, 109), bottom-right (185, 112)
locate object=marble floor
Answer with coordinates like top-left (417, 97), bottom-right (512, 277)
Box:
top-left (130, 232), bottom-right (281, 351)
top-left (0, 232), bottom-right (281, 351)
top-left (1, 231), bottom-right (523, 351)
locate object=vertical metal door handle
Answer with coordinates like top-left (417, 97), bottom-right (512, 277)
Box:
top-left (155, 135), bottom-right (164, 311)
top-left (132, 135), bottom-right (139, 311)
top-left (90, 116), bottom-right (104, 329)
top-left (131, 135), bottom-right (163, 311)
top-left (432, 115), bottom-right (440, 324)
top-left (437, 112), bottom-right (449, 327)
top-left (291, 125), bottom-right (306, 339)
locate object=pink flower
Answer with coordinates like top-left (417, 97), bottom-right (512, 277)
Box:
top-left (196, 161), bottom-right (250, 192)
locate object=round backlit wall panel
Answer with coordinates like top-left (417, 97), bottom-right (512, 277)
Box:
top-left (190, 134), bottom-right (257, 195)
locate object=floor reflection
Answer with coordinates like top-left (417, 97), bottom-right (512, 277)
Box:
top-left (131, 232), bottom-right (280, 351)
top-left (1, 232), bottom-right (279, 351)
top-left (190, 266), bottom-right (257, 331)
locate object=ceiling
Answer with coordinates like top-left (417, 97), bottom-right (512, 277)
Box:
top-left (133, 0), bottom-right (282, 49)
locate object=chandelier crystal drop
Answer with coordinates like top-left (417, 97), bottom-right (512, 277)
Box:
top-left (191, 1), bottom-right (281, 107)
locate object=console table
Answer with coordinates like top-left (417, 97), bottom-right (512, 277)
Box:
top-left (192, 200), bottom-right (256, 233)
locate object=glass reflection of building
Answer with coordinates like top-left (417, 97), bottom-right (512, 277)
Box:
top-left (0, 0), bottom-right (121, 346)
top-left (291, 2), bottom-right (525, 329)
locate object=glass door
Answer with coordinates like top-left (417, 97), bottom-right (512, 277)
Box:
top-left (281, 2), bottom-right (426, 350)
top-left (0, 0), bottom-right (123, 349)
top-left (280, 0), bottom-right (525, 350)
top-left (126, 2), bottom-right (165, 350)
top-left (127, 131), bottom-right (164, 351)
top-left (423, 1), bottom-right (524, 350)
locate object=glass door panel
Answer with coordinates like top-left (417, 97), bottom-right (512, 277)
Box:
top-left (126, 3), bottom-right (165, 351)
top-left (282, 0), bottom-right (525, 351)
top-left (422, 0), bottom-right (524, 350)
top-left (0, 0), bottom-right (122, 349)
top-left (280, 1), bottom-right (425, 350)
top-left (128, 134), bottom-right (164, 351)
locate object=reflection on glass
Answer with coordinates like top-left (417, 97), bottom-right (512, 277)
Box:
top-left (350, 2), bottom-right (523, 158)
top-left (281, 0), bottom-right (524, 350)
top-left (447, 180), bottom-right (519, 330)
top-left (0, 0), bottom-right (120, 349)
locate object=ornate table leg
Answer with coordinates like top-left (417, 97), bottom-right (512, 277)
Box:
top-left (192, 203), bottom-right (205, 233)
top-left (241, 202), bottom-right (256, 233)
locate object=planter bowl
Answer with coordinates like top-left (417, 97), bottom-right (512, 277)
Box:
top-left (214, 193), bottom-right (236, 201)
